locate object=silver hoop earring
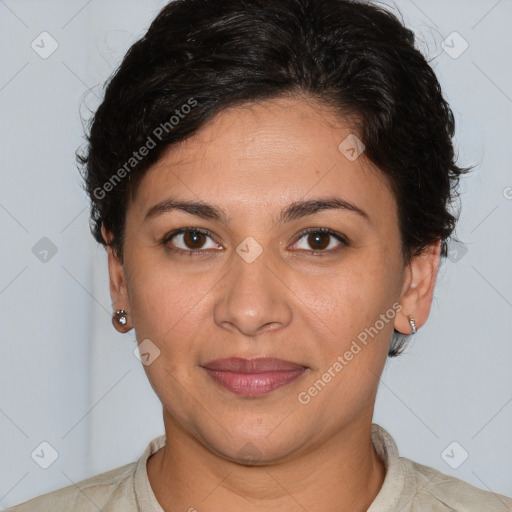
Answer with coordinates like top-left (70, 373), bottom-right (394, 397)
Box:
top-left (408, 315), bottom-right (417, 334)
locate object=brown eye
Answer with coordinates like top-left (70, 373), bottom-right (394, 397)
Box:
top-left (292, 228), bottom-right (347, 253)
top-left (165, 228), bottom-right (221, 253)
top-left (307, 232), bottom-right (330, 251)
top-left (182, 230), bottom-right (207, 249)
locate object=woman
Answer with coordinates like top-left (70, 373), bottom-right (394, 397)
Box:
top-left (7, 0), bottom-right (512, 510)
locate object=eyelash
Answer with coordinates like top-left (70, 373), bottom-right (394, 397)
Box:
top-left (161, 227), bottom-right (348, 257)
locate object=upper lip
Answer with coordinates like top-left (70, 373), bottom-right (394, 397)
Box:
top-left (202, 357), bottom-right (307, 373)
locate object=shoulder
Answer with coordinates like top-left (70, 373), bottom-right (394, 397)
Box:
top-left (4, 461), bottom-right (138, 512)
top-left (403, 457), bottom-right (512, 511)
top-left (5, 434), bottom-right (166, 512)
top-left (370, 424), bottom-right (512, 512)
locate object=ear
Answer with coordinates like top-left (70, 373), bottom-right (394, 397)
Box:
top-left (101, 224), bottom-right (132, 333)
top-left (394, 240), bottom-right (441, 334)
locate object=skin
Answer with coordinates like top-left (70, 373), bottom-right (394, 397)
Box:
top-left (103, 96), bottom-right (441, 512)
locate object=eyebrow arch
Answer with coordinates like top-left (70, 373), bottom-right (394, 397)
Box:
top-left (144, 196), bottom-right (369, 225)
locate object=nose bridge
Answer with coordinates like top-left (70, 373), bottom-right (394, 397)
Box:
top-left (214, 236), bottom-right (291, 335)
top-left (233, 236), bottom-right (271, 295)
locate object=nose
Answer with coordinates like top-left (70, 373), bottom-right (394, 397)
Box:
top-left (213, 244), bottom-right (293, 337)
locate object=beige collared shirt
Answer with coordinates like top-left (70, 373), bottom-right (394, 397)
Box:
top-left (6, 424), bottom-right (512, 511)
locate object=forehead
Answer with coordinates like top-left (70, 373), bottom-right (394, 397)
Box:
top-left (128, 96), bottom-right (396, 226)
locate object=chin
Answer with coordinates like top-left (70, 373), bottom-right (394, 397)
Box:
top-left (198, 421), bottom-right (309, 466)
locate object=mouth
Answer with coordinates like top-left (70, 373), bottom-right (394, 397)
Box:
top-left (201, 357), bottom-right (308, 397)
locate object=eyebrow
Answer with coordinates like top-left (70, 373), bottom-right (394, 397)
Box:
top-left (144, 196), bottom-right (370, 224)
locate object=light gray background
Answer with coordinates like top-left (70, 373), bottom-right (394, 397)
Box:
top-left (1, 0), bottom-right (511, 508)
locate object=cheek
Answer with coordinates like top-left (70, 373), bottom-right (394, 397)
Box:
top-left (126, 265), bottom-right (210, 405)
top-left (296, 262), bottom-right (400, 412)
top-left (125, 253), bottom-right (215, 349)
top-left (294, 259), bottom-right (397, 416)
top-left (297, 254), bottom-right (396, 343)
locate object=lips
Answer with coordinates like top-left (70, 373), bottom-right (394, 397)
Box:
top-left (203, 357), bottom-right (306, 373)
top-left (201, 357), bottom-right (308, 396)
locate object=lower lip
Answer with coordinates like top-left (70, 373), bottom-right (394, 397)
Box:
top-left (202, 368), bottom-right (306, 396)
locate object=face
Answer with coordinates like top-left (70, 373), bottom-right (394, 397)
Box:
top-left (106, 96), bottom-right (438, 464)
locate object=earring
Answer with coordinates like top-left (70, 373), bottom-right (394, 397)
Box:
top-left (408, 315), bottom-right (417, 334)
top-left (112, 309), bottom-right (130, 332)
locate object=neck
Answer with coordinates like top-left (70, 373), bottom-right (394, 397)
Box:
top-left (147, 413), bottom-right (386, 512)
